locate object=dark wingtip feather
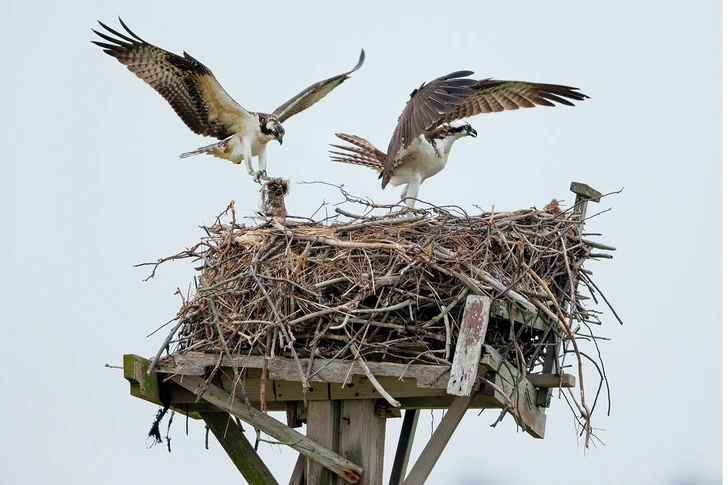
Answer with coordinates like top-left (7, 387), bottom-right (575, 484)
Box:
top-left (352, 49), bottom-right (365, 73)
top-left (442, 70), bottom-right (475, 79)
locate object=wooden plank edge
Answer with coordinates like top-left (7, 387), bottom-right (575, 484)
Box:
top-left (526, 373), bottom-right (576, 389)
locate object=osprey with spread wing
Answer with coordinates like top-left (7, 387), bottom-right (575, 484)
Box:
top-left (331, 72), bottom-right (589, 207)
top-left (93, 18), bottom-right (365, 182)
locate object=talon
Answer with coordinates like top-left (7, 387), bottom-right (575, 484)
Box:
top-left (254, 170), bottom-right (270, 183)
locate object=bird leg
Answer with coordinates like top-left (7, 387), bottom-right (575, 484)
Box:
top-left (254, 170), bottom-right (270, 184)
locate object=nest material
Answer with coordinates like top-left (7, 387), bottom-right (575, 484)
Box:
top-left (148, 196), bottom-right (618, 445)
top-left (156, 199), bottom-right (615, 363)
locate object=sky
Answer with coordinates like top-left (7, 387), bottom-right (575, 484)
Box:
top-left (0, 1), bottom-right (722, 484)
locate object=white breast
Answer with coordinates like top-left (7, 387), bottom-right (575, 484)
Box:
top-left (387, 136), bottom-right (447, 187)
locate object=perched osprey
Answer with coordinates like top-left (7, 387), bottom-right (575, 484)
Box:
top-left (92, 18), bottom-right (365, 182)
top-left (331, 73), bottom-right (589, 207)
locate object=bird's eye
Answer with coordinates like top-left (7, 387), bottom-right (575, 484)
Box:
top-left (464, 124), bottom-right (471, 131)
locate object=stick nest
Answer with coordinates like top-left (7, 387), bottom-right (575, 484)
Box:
top-left (146, 193), bottom-right (619, 445)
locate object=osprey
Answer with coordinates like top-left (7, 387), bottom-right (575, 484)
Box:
top-left (92, 18), bottom-right (365, 182)
top-left (331, 73), bottom-right (589, 207)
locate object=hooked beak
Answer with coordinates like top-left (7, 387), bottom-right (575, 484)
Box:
top-left (468, 128), bottom-right (478, 138)
top-left (276, 136), bottom-right (284, 146)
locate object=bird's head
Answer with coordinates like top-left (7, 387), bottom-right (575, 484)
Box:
top-left (445, 120), bottom-right (477, 139)
top-left (260, 114), bottom-right (285, 145)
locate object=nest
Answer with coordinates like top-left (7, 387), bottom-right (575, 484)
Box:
top-left (145, 191), bottom-right (619, 445)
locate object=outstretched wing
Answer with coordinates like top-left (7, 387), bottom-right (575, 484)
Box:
top-left (272, 50), bottom-right (366, 123)
top-left (437, 79), bottom-right (589, 124)
top-left (92, 18), bottom-right (253, 140)
top-left (329, 133), bottom-right (385, 172)
top-left (382, 71), bottom-right (478, 188)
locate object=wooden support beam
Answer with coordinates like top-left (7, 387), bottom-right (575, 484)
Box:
top-left (124, 354), bottom-right (213, 418)
top-left (388, 410), bottom-right (419, 485)
top-left (124, 354), bottom-right (162, 405)
top-left (480, 345), bottom-right (547, 438)
top-left (401, 395), bottom-right (473, 485)
top-left (570, 181), bottom-right (602, 237)
top-left (156, 353), bottom-right (450, 389)
top-left (171, 375), bottom-right (363, 484)
top-left (536, 333), bottom-right (559, 407)
top-left (288, 454), bottom-right (305, 485)
top-left (306, 400), bottom-right (340, 485)
top-left (339, 400), bottom-right (386, 485)
top-left (448, 296), bottom-right (491, 396)
top-left (200, 412), bottom-right (279, 485)
top-left (526, 373), bottom-right (575, 389)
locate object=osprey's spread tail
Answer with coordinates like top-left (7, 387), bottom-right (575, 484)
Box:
top-left (329, 133), bottom-right (386, 172)
top-left (179, 136), bottom-right (234, 159)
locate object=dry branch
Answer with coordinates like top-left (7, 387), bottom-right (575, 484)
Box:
top-left (145, 196), bottom-right (618, 445)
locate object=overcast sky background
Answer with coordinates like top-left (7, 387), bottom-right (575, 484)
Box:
top-left (0, 1), bottom-right (722, 484)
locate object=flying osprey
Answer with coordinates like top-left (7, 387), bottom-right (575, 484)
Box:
top-left (331, 73), bottom-right (588, 207)
top-left (92, 18), bottom-right (365, 182)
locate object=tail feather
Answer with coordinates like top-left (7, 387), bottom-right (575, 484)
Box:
top-left (329, 133), bottom-right (386, 171)
top-left (179, 136), bottom-right (231, 158)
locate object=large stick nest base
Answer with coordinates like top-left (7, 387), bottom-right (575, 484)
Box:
top-left (153, 200), bottom-right (615, 380)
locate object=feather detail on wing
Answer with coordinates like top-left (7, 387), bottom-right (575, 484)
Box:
top-left (273, 50), bottom-right (366, 123)
top-left (382, 71), bottom-right (478, 188)
top-left (330, 133), bottom-right (385, 172)
top-left (438, 79), bottom-right (590, 124)
top-left (92, 18), bottom-right (252, 140)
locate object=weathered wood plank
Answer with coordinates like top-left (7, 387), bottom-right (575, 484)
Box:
top-left (270, 358), bottom-right (451, 388)
top-left (447, 296), bottom-right (491, 396)
top-left (306, 401), bottom-right (340, 485)
top-left (157, 352), bottom-right (450, 389)
top-left (340, 400), bottom-right (386, 485)
top-left (388, 409), bottom-right (419, 485)
top-left (200, 412), bottom-right (279, 485)
top-left (124, 354), bottom-right (211, 418)
top-left (330, 376), bottom-right (446, 401)
top-left (274, 380), bottom-right (330, 402)
top-left (171, 375), bottom-right (363, 484)
top-left (570, 181), bottom-right (602, 203)
top-left (526, 373), bottom-right (575, 389)
top-left (396, 394), bottom-right (502, 410)
top-left (155, 353), bottom-right (267, 375)
top-left (401, 395), bottom-right (473, 485)
top-left (124, 354), bottom-right (161, 404)
top-left (480, 345), bottom-right (547, 438)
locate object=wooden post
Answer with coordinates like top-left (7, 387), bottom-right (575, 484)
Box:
top-left (537, 182), bottom-right (602, 407)
top-left (339, 400), bottom-right (386, 485)
top-left (306, 400), bottom-right (341, 485)
top-left (388, 409), bottom-right (419, 485)
top-left (200, 412), bottom-right (279, 485)
top-left (569, 181), bottom-right (602, 236)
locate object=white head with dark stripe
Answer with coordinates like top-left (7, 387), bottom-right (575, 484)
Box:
top-left (258, 113), bottom-right (285, 145)
top-left (427, 119), bottom-right (477, 157)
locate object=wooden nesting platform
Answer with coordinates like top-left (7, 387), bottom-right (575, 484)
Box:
top-left (125, 294), bottom-right (575, 485)
top-left (122, 181), bottom-right (615, 485)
